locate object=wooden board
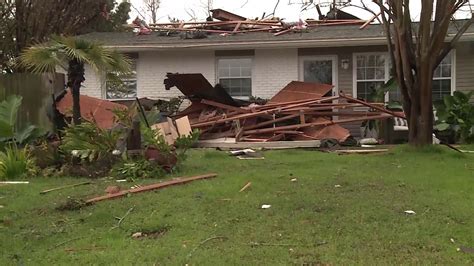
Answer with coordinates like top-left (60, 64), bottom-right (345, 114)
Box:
top-left (175, 116), bottom-right (192, 137)
top-left (196, 140), bottom-right (321, 149)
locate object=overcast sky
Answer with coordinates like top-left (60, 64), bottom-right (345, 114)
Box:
top-left (128, 0), bottom-right (472, 23)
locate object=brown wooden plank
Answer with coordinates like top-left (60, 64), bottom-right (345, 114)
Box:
top-left (201, 99), bottom-right (250, 113)
top-left (86, 174), bottom-right (217, 204)
top-left (243, 114), bottom-right (392, 135)
top-left (338, 92), bottom-right (406, 119)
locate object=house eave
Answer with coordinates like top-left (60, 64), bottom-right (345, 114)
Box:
top-left (104, 32), bottom-right (474, 52)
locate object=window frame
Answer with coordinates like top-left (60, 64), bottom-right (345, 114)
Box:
top-left (104, 56), bottom-right (138, 101)
top-left (432, 50), bottom-right (456, 101)
top-left (352, 52), bottom-right (391, 102)
top-left (215, 56), bottom-right (254, 99)
top-left (352, 50), bottom-right (456, 102)
top-left (298, 55), bottom-right (338, 94)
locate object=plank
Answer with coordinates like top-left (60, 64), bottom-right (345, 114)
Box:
top-left (196, 140), bottom-right (321, 149)
top-left (86, 174), bottom-right (217, 204)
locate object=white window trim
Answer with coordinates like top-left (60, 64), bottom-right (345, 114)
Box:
top-left (433, 49), bottom-right (456, 96)
top-left (352, 50), bottom-right (456, 101)
top-left (215, 56), bottom-right (254, 100)
top-left (298, 55), bottom-right (338, 95)
top-left (352, 52), bottom-right (390, 101)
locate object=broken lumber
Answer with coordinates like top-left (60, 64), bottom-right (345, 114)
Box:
top-left (40, 181), bottom-right (91, 195)
top-left (339, 92), bottom-right (406, 119)
top-left (85, 173), bottom-right (217, 204)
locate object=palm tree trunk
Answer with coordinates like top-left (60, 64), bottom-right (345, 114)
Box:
top-left (67, 59), bottom-right (85, 125)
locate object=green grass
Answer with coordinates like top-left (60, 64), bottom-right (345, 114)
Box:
top-left (1, 146), bottom-right (474, 265)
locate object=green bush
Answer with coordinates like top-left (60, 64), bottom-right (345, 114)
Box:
top-left (435, 91), bottom-right (474, 143)
top-left (0, 144), bottom-right (36, 180)
top-left (60, 122), bottom-right (121, 162)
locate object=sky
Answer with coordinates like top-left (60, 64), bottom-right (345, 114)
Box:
top-left (128, 0), bottom-right (472, 23)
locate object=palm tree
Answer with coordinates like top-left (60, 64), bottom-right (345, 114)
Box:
top-left (19, 36), bottom-right (131, 125)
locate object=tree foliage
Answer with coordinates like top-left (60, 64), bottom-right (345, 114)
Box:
top-left (0, 0), bottom-right (131, 73)
top-left (19, 36), bottom-right (131, 124)
top-left (358, 0), bottom-right (474, 146)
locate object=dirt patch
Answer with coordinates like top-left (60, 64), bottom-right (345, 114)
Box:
top-left (56, 198), bottom-right (88, 211)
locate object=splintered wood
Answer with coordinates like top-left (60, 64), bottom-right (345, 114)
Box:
top-left (173, 81), bottom-right (404, 143)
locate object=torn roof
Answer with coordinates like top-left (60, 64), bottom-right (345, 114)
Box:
top-left (78, 20), bottom-right (474, 51)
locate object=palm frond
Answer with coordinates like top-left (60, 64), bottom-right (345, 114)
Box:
top-left (19, 43), bottom-right (62, 73)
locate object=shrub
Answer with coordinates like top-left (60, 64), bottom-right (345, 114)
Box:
top-left (435, 91), bottom-right (474, 143)
top-left (60, 122), bottom-right (122, 162)
top-left (0, 144), bottom-right (36, 180)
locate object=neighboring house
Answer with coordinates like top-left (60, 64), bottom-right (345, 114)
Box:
top-left (79, 20), bottom-right (474, 135)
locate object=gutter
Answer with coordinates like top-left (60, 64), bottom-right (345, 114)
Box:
top-left (104, 32), bottom-right (474, 51)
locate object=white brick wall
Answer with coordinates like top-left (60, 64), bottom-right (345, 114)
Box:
top-left (82, 66), bottom-right (104, 99)
top-left (137, 50), bottom-right (215, 99)
top-left (252, 48), bottom-right (299, 99)
top-left (82, 48), bottom-right (300, 100)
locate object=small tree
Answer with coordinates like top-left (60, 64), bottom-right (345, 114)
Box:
top-left (19, 36), bottom-right (131, 125)
top-left (359, 0), bottom-right (474, 146)
top-left (144, 0), bottom-right (160, 24)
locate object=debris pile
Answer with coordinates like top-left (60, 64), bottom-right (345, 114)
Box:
top-left (167, 73), bottom-right (406, 144)
top-left (130, 8), bottom-right (368, 37)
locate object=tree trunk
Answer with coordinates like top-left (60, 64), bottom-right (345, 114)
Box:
top-left (67, 59), bottom-right (85, 125)
top-left (406, 63), bottom-right (434, 146)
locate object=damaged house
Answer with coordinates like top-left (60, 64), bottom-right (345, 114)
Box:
top-left (77, 11), bottom-right (474, 138)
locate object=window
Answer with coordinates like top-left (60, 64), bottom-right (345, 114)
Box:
top-left (217, 58), bottom-right (252, 98)
top-left (354, 52), bottom-right (454, 103)
top-left (432, 53), bottom-right (453, 102)
top-left (354, 54), bottom-right (388, 101)
top-left (106, 56), bottom-right (137, 100)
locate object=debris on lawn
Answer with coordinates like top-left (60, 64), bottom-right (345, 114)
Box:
top-left (131, 226), bottom-right (170, 239)
top-left (40, 181), bottom-right (91, 195)
top-left (404, 210), bottom-right (416, 215)
top-left (186, 236), bottom-right (228, 259)
top-left (56, 198), bottom-right (88, 211)
top-left (55, 90), bottom-right (127, 129)
top-left (110, 207), bottom-right (134, 230)
top-left (459, 246), bottom-right (474, 254)
top-left (85, 173), bottom-right (217, 204)
top-left (334, 184), bottom-right (342, 188)
top-left (0, 181), bottom-right (29, 184)
top-left (239, 181), bottom-right (252, 192)
top-left (229, 149), bottom-right (265, 159)
top-left (261, 204), bottom-right (272, 209)
top-left (105, 185), bottom-right (121, 194)
top-left (335, 149), bottom-right (389, 155)
top-left (167, 73), bottom-right (404, 147)
top-left (290, 178), bottom-right (297, 182)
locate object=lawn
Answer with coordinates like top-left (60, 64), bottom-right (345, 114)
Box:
top-left (1, 146), bottom-right (473, 265)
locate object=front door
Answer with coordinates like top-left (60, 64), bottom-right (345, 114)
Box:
top-left (299, 56), bottom-right (337, 94)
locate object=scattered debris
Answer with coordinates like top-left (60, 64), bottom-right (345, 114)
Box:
top-left (132, 227), bottom-right (169, 239)
top-left (55, 90), bottom-right (127, 129)
top-left (40, 181), bottom-right (91, 195)
top-left (105, 185), bottom-right (121, 194)
top-left (187, 236), bottom-right (228, 259)
top-left (239, 182), bottom-right (252, 192)
top-left (230, 149), bottom-right (265, 159)
top-left (86, 173), bottom-right (217, 204)
top-left (168, 76), bottom-right (402, 146)
top-left (334, 184), bottom-right (342, 188)
top-left (56, 198), bottom-right (88, 211)
top-left (0, 181), bottom-right (29, 184)
top-left (404, 210), bottom-right (416, 215)
top-left (261, 204), bottom-right (272, 209)
top-left (459, 246), bottom-right (474, 254)
top-left (335, 149), bottom-right (389, 155)
top-left (110, 207), bottom-right (134, 230)
top-left (290, 178), bottom-right (297, 182)
top-left (64, 246), bottom-right (106, 252)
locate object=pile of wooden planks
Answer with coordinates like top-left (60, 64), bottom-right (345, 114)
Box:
top-left (173, 84), bottom-right (405, 143)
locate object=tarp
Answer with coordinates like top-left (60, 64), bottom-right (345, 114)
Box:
top-left (56, 90), bottom-right (127, 129)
